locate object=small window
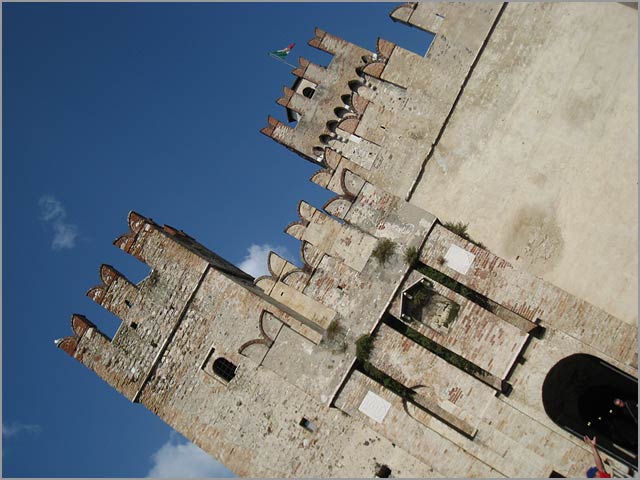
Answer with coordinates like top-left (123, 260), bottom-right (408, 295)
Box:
top-left (302, 87), bottom-right (315, 99)
top-left (375, 464), bottom-right (391, 478)
top-left (130, 322), bottom-right (138, 330)
top-left (212, 357), bottom-right (237, 382)
top-left (299, 417), bottom-right (317, 433)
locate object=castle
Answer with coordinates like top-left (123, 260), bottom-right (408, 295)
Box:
top-left (58, 3), bottom-right (638, 477)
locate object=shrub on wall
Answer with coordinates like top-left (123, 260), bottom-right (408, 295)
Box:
top-left (372, 239), bottom-right (396, 265)
top-left (403, 246), bottom-right (419, 266)
top-left (442, 221), bottom-right (486, 249)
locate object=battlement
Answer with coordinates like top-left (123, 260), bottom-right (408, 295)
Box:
top-left (261, 5), bottom-right (508, 204)
top-left (57, 312), bottom-right (154, 400)
top-left (390, 2), bottom-right (449, 35)
top-left (58, 211), bottom-right (274, 399)
top-left (57, 4), bottom-right (640, 478)
top-left (86, 264), bottom-right (139, 320)
top-left (261, 28), bottom-right (373, 165)
top-left (291, 57), bottom-right (327, 85)
top-left (56, 313), bottom-right (99, 357)
top-left (307, 27), bottom-right (370, 59)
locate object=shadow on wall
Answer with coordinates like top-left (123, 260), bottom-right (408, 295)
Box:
top-left (542, 353), bottom-right (638, 470)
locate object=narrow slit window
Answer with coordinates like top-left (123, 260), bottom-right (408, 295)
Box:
top-left (299, 417), bottom-right (317, 433)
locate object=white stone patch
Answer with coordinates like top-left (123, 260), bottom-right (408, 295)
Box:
top-left (349, 134), bottom-right (362, 144)
top-left (358, 390), bottom-right (391, 423)
top-left (444, 244), bottom-right (475, 275)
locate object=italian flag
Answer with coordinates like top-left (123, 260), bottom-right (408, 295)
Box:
top-left (271, 43), bottom-right (295, 59)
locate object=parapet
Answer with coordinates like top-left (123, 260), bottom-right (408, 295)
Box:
top-left (87, 264), bottom-right (138, 320)
top-left (262, 27), bottom-right (373, 165)
top-left (56, 313), bottom-right (98, 357)
top-left (57, 312), bottom-right (149, 400)
top-left (58, 211), bottom-right (261, 400)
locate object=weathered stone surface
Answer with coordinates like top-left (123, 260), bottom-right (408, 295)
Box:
top-left (60, 3), bottom-right (637, 478)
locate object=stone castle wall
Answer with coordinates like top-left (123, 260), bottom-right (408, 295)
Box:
top-left (59, 2), bottom-right (638, 477)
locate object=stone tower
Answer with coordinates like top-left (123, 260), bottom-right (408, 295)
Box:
top-left (59, 2), bottom-right (638, 477)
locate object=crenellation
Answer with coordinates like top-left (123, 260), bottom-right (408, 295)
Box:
top-left (388, 2), bottom-right (417, 26)
top-left (335, 116), bottom-right (359, 136)
top-left (300, 241), bottom-right (323, 270)
top-left (291, 57), bottom-right (328, 86)
top-left (86, 264), bottom-right (139, 320)
top-left (322, 195), bottom-right (353, 220)
top-left (283, 220), bottom-right (306, 241)
top-left (277, 86), bottom-right (311, 118)
top-left (309, 168), bottom-right (332, 189)
top-left (376, 38), bottom-right (396, 61)
top-left (307, 28), bottom-right (361, 59)
top-left (71, 314), bottom-right (156, 400)
top-left (267, 251), bottom-right (300, 282)
top-left (60, 3), bottom-right (638, 477)
top-left (339, 168), bottom-right (365, 198)
top-left (280, 268), bottom-right (310, 292)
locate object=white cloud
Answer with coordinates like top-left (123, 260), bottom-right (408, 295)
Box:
top-left (52, 222), bottom-right (79, 250)
top-left (38, 195), bottom-right (66, 221)
top-left (38, 195), bottom-right (79, 250)
top-left (2, 422), bottom-right (42, 438)
top-left (238, 244), bottom-right (293, 278)
top-left (147, 435), bottom-right (233, 478)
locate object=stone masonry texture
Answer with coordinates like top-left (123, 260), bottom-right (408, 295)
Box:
top-left (59, 3), bottom-right (637, 478)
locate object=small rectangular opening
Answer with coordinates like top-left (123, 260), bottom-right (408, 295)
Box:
top-left (299, 417), bottom-right (317, 433)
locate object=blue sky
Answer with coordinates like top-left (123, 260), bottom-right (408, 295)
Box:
top-left (3, 3), bottom-right (433, 477)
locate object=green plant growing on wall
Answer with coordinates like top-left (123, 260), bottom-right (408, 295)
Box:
top-left (442, 221), bottom-right (486, 249)
top-left (444, 302), bottom-right (460, 327)
top-left (410, 283), bottom-right (434, 306)
top-left (372, 238), bottom-right (396, 265)
top-left (354, 332), bottom-right (415, 400)
top-left (403, 246), bottom-right (419, 266)
top-left (326, 319), bottom-right (341, 339)
top-left (355, 334), bottom-right (373, 362)
top-left (417, 264), bottom-right (493, 312)
top-left (323, 319), bottom-right (347, 353)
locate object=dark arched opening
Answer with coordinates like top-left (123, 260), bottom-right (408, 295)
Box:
top-left (334, 107), bottom-right (351, 118)
top-left (212, 357), bottom-right (237, 382)
top-left (375, 464), bottom-right (391, 478)
top-left (542, 353), bottom-right (637, 469)
top-left (348, 80), bottom-right (363, 92)
top-left (302, 87), bottom-right (315, 99)
top-left (319, 134), bottom-right (333, 145)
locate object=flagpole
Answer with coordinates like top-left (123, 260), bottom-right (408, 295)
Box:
top-left (268, 53), bottom-right (297, 69)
